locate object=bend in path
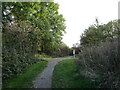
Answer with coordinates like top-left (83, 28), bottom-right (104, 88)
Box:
top-left (33, 57), bottom-right (72, 88)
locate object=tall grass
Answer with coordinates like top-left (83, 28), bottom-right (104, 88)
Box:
top-left (76, 39), bottom-right (120, 88)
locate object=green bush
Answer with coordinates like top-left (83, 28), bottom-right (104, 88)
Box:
top-left (76, 39), bottom-right (120, 88)
top-left (55, 43), bottom-right (70, 57)
top-left (2, 21), bottom-right (39, 80)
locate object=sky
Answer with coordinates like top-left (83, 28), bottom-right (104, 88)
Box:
top-left (54, 0), bottom-right (120, 48)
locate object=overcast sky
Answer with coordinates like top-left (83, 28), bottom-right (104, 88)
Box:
top-left (54, 0), bottom-right (119, 47)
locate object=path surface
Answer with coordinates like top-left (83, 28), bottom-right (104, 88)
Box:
top-left (33, 57), bottom-right (72, 88)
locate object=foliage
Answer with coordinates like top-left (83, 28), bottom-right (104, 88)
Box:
top-left (3, 21), bottom-right (39, 79)
top-left (55, 43), bottom-right (70, 57)
top-left (77, 40), bottom-right (120, 88)
top-left (2, 2), bottom-right (66, 80)
top-left (77, 19), bottom-right (120, 88)
top-left (80, 19), bottom-right (119, 46)
top-left (2, 2), bottom-right (66, 55)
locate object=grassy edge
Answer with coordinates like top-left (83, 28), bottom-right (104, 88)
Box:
top-left (52, 59), bottom-right (96, 88)
top-left (3, 59), bottom-right (48, 88)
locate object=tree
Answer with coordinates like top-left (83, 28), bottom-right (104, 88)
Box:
top-left (55, 43), bottom-right (70, 57)
top-left (80, 19), bottom-right (119, 46)
top-left (2, 2), bottom-right (66, 79)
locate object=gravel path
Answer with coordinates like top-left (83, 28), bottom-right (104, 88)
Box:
top-left (33, 57), bottom-right (72, 88)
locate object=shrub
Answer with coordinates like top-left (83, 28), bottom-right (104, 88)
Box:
top-left (55, 43), bottom-right (70, 57)
top-left (76, 39), bottom-right (120, 88)
top-left (2, 21), bottom-right (40, 80)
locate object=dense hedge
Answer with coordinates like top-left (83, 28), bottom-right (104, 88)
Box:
top-left (2, 21), bottom-right (39, 79)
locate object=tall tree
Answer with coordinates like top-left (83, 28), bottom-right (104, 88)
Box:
top-left (2, 2), bottom-right (66, 79)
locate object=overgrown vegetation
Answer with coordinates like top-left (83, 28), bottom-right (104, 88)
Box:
top-left (55, 43), bottom-right (71, 57)
top-left (3, 59), bottom-right (48, 88)
top-left (76, 19), bottom-right (120, 88)
top-left (2, 2), bottom-right (70, 81)
top-left (52, 59), bottom-right (96, 88)
top-left (80, 19), bottom-right (119, 45)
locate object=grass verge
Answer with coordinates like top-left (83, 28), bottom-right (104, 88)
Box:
top-left (52, 59), bottom-right (96, 88)
top-left (3, 59), bottom-right (48, 88)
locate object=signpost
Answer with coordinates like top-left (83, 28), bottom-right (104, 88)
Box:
top-left (73, 49), bottom-right (75, 58)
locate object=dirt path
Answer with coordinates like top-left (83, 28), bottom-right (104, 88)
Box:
top-left (33, 57), bottom-right (72, 88)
